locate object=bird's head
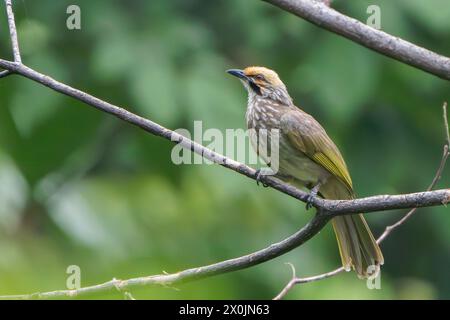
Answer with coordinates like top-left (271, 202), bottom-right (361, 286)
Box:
top-left (227, 66), bottom-right (292, 105)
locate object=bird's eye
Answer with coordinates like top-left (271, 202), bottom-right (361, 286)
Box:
top-left (254, 74), bottom-right (265, 81)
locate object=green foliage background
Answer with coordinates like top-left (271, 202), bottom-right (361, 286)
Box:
top-left (0, 0), bottom-right (449, 299)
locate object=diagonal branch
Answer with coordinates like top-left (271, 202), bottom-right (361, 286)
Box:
top-left (4, 0), bottom-right (21, 63)
top-left (263, 0), bottom-right (450, 81)
top-left (0, 69), bottom-right (12, 78)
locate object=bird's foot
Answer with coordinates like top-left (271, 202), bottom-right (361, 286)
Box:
top-left (255, 168), bottom-right (271, 187)
top-left (306, 183), bottom-right (321, 210)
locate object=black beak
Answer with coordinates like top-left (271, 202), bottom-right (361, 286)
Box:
top-left (227, 69), bottom-right (262, 95)
top-left (226, 69), bottom-right (247, 80)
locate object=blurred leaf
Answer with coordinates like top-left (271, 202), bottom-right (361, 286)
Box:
top-left (129, 46), bottom-right (181, 126)
top-left (18, 19), bottom-right (50, 57)
top-left (9, 80), bottom-right (61, 138)
top-left (0, 154), bottom-right (28, 232)
top-left (48, 183), bottom-right (123, 253)
top-left (396, 278), bottom-right (437, 299)
top-left (293, 35), bottom-right (380, 123)
top-left (399, 0), bottom-right (450, 35)
top-left (91, 32), bottom-right (136, 82)
top-left (183, 53), bottom-right (243, 130)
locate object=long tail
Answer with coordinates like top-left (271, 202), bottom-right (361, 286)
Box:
top-left (332, 214), bottom-right (383, 278)
top-left (321, 182), bottom-right (384, 278)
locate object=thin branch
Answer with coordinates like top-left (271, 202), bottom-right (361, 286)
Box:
top-left (274, 264), bottom-right (344, 300)
top-left (4, 0), bottom-right (21, 63)
top-left (0, 69), bottom-right (12, 78)
top-left (263, 0), bottom-right (450, 80)
top-left (273, 263), bottom-right (298, 301)
top-left (274, 102), bottom-right (450, 299)
top-left (444, 102), bottom-right (450, 143)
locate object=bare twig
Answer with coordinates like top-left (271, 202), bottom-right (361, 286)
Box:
top-left (5, 0), bottom-right (21, 63)
top-left (263, 0), bottom-right (450, 80)
top-left (274, 102), bottom-right (450, 299)
top-left (274, 264), bottom-right (344, 300)
top-left (273, 263), bottom-right (298, 300)
top-left (0, 69), bottom-right (12, 78)
top-left (444, 102), bottom-right (450, 142)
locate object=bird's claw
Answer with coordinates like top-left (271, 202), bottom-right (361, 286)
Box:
top-left (305, 183), bottom-right (321, 210)
top-left (255, 169), bottom-right (269, 188)
top-left (305, 194), bottom-right (315, 210)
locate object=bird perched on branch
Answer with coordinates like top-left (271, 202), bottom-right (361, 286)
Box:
top-left (227, 66), bottom-right (383, 278)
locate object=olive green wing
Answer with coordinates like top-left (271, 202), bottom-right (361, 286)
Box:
top-left (280, 110), bottom-right (353, 194)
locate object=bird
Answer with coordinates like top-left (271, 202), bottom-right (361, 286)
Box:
top-left (227, 66), bottom-right (383, 278)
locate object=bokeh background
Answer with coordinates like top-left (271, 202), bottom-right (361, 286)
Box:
top-left (0, 0), bottom-right (449, 299)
